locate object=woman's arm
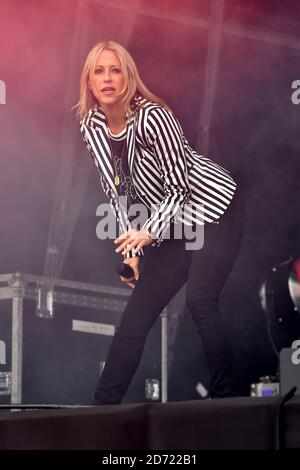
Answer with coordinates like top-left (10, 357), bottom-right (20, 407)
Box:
top-left (142, 106), bottom-right (192, 244)
top-left (116, 106), bottom-right (192, 257)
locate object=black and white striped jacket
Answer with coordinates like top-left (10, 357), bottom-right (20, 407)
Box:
top-left (80, 93), bottom-right (237, 258)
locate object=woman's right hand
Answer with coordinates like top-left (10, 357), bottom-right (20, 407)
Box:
top-left (120, 257), bottom-right (140, 289)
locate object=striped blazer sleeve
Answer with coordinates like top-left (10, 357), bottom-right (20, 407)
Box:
top-left (80, 114), bottom-right (144, 259)
top-left (142, 106), bottom-right (192, 244)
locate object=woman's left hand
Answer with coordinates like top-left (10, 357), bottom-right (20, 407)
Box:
top-left (114, 228), bottom-right (155, 255)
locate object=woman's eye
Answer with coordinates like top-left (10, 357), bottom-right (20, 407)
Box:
top-left (94, 68), bottom-right (120, 74)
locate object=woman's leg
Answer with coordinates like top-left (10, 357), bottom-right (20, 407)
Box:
top-left (185, 191), bottom-right (246, 397)
top-left (94, 235), bottom-right (192, 404)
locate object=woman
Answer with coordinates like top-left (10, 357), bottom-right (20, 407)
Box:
top-left (77, 40), bottom-right (246, 404)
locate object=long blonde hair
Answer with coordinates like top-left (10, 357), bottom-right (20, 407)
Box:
top-left (74, 40), bottom-right (172, 120)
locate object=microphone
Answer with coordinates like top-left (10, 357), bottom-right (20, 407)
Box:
top-left (116, 263), bottom-right (135, 279)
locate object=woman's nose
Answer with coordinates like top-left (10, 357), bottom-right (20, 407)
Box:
top-left (104, 71), bottom-right (112, 81)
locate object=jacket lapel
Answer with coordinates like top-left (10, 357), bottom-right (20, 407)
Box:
top-left (89, 107), bottom-right (117, 198)
top-left (126, 111), bottom-right (137, 176)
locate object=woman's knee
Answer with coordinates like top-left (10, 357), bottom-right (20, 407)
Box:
top-left (185, 286), bottom-right (218, 314)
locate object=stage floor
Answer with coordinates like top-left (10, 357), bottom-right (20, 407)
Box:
top-left (0, 395), bottom-right (300, 450)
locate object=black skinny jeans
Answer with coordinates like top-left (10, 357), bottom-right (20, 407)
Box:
top-left (94, 190), bottom-right (246, 404)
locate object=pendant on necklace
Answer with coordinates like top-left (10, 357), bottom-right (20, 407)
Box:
top-left (115, 175), bottom-right (120, 186)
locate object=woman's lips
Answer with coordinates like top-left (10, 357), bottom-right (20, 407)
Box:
top-left (102, 89), bottom-right (115, 94)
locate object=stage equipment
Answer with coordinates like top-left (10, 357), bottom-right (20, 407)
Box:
top-left (259, 257), bottom-right (300, 355)
top-left (0, 272), bottom-right (168, 405)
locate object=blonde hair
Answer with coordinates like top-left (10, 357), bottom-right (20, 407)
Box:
top-left (74, 40), bottom-right (172, 120)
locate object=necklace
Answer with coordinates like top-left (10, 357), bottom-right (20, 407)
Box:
top-left (108, 127), bottom-right (127, 186)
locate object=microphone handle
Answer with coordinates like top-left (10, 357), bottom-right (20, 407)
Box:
top-left (116, 263), bottom-right (135, 279)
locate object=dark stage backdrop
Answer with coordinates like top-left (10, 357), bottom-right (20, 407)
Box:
top-left (1, 0), bottom-right (300, 402)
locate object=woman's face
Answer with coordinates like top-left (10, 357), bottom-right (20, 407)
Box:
top-left (88, 49), bottom-right (125, 110)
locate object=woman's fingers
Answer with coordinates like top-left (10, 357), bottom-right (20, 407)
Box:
top-left (115, 229), bottom-right (150, 254)
top-left (121, 241), bottom-right (139, 255)
top-left (114, 231), bottom-right (129, 244)
top-left (115, 236), bottom-right (134, 253)
top-left (132, 242), bottom-right (143, 254)
top-left (132, 266), bottom-right (139, 281)
top-left (120, 276), bottom-right (135, 289)
top-left (121, 238), bottom-right (149, 255)
top-left (114, 229), bottom-right (137, 252)
top-left (123, 257), bottom-right (140, 281)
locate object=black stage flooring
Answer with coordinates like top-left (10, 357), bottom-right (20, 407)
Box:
top-left (0, 394), bottom-right (300, 450)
